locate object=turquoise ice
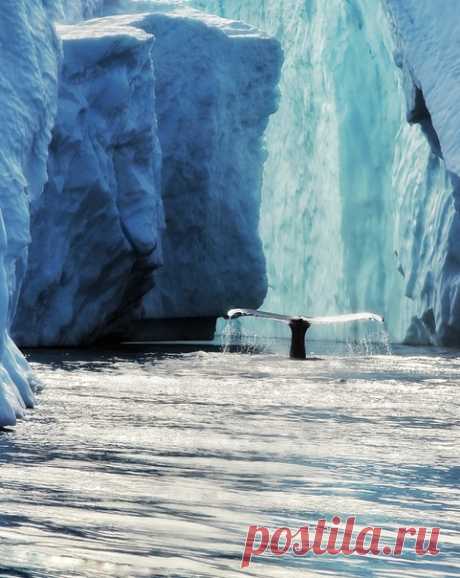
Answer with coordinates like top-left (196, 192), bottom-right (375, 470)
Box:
top-left (191, 0), bottom-right (459, 345)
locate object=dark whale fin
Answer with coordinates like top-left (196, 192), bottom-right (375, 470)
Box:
top-left (226, 309), bottom-right (384, 360)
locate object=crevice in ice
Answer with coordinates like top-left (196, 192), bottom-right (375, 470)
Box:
top-left (450, 173), bottom-right (460, 213)
top-left (407, 86), bottom-right (443, 159)
top-left (404, 312), bottom-right (435, 346)
top-left (421, 308), bottom-right (436, 335)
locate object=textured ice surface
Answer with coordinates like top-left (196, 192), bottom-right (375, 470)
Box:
top-left (384, 0), bottom-right (460, 345)
top-left (45, 0), bottom-right (105, 23)
top-left (105, 2), bottom-right (282, 319)
top-left (0, 0), bottom-right (61, 425)
top-left (13, 18), bottom-right (163, 346)
top-left (191, 0), bottom-right (460, 345)
top-left (385, 1), bottom-right (460, 177)
top-left (13, 1), bottom-right (280, 346)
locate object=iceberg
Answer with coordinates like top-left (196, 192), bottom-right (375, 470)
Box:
top-left (384, 0), bottom-right (460, 345)
top-left (13, 1), bottom-right (282, 345)
top-left (13, 17), bottom-right (164, 346)
top-left (190, 0), bottom-right (460, 345)
top-left (0, 0), bottom-right (62, 425)
top-left (105, 2), bottom-right (283, 324)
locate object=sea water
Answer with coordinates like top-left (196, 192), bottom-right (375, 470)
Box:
top-left (0, 342), bottom-right (458, 577)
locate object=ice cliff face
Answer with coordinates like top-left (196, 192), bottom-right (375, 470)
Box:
top-left (384, 0), bottom-right (460, 344)
top-left (191, 0), bottom-right (460, 345)
top-left (385, 0), bottom-right (460, 177)
top-left (0, 0), bottom-right (61, 425)
top-left (13, 18), bottom-right (163, 346)
top-left (141, 6), bottom-right (278, 319)
top-left (143, 4), bottom-right (280, 320)
top-left (12, 1), bottom-right (281, 345)
top-left (104, 2), bottom-right (282, 320)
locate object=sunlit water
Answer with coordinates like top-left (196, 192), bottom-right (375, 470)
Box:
top-left (0, 339), bottom-right (459, 577)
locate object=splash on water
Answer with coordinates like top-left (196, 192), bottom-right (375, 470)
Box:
top-left (221, 319), bottom-right (267, 354)
top-left (345, 325), bottom-right (393, 356)
top-left (222, 317), bottom-right (392, 358)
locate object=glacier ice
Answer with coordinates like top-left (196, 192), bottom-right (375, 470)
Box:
top-left (4, 0), bottom-right (460, 386)
top-left (385, 1), bottom-right (460, 178)
top-left (0, 0), bottom-right (135, 422)
top-left (0, 0), bottom-right (62, 426)
top-left (104, 2), bottom-right (282, 321)
top-left (14, 1), bottom-right (282, 345)
top-left (13, 17), bottom-right (164, 346)
top-left (384, 0), bottom-right (460, 345)
top-left (45, 0), bottom-right (105, 23)
top-left (190, 0), bottom-right (460, 345)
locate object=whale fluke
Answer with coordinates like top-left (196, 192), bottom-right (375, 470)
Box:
top-left (227, 308), bottom-right (292, 324)
top-left (227, 308), bottom-right (383, 326)
top-left (226, 308), bottom-right (384, 359)
top-left (305, 312), bottom-right (384, 325)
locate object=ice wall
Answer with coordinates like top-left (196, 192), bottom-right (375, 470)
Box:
top-left (384, 0), bottom-right (460, 344)
top-left (13, 19), bottom-right (163, 346)
top-left (0, 0), bottom-right (61, 426)
top-left (191, 0), bottom-right (458, 345)
top-left (11, 1), bottom-right (280, 347)
top-left (104, 2), bottom-right (282, 320)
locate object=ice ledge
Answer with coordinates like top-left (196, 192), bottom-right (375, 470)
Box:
top-left (104, 0), bottom-right (273, 38)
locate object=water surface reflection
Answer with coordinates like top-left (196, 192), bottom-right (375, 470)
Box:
top-left (0, 344), bottom-right (458, 577)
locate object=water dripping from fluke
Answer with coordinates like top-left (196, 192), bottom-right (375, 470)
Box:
top-left (221, 317), bottom-right (266, 355)
top-left (225, 308), bottom-right (386, 359)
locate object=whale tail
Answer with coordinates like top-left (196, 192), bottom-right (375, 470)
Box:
top-left (227, 308), bottom-right (384, 325)
top-left (226, 308), bottom-right (384, 359)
